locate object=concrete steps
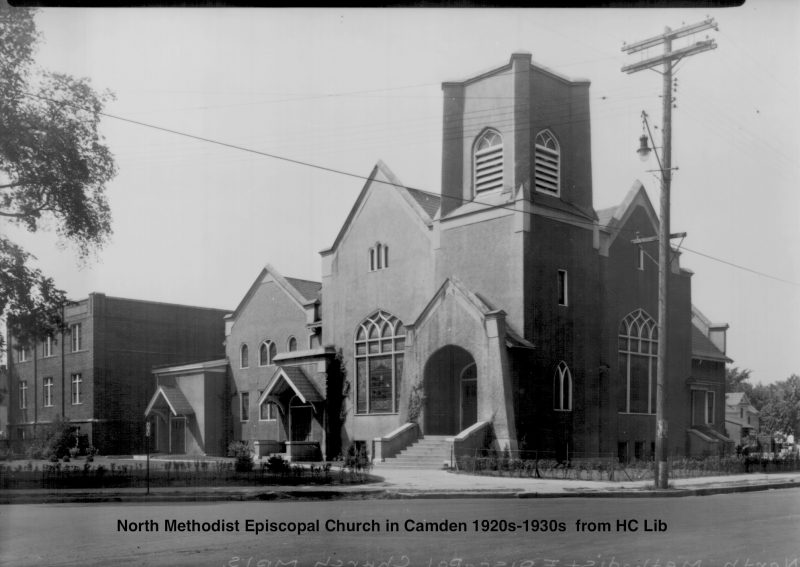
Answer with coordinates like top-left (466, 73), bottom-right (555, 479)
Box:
top-left (375, 435), bottom-right (452, 469)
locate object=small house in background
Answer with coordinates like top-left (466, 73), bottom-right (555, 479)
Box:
top-left (726, 392), bottom-right (760, 444)
top-left (145, 359), bottom-right (228, 456)
top-left (687, 307), bottom-right (733, 456)
top-left (6, 293), bottom-right (229, 454)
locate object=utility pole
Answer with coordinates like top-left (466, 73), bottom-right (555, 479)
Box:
top-left (622, 19), bottom-right (718, 489)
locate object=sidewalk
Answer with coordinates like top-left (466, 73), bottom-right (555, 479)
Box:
top-left (2, 468), bottom-right (798, 504)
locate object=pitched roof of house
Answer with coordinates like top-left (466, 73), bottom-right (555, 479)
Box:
top-left (145, 386), bottom-right (195, 417)
top-left (285, 278), bottom-right (322, 303)
top-left (405, 187), bottom-right (442, 219)
top-left (260, 365), bottom-right (323, 405)
top-left (322, 160), bottom-right (438, 254)
top-left (227, 264), bottom-right (320, 320)
top-left (691, 324), bottom-right (732, 362)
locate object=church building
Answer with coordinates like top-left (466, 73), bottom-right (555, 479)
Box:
top-left (147, 53), bottom-right (730, 463)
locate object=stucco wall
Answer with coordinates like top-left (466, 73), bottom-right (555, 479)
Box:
top-left (321, 173), bottom-right (436, 447)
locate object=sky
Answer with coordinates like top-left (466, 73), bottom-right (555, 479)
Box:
top-left (4, 5), bottom-right (799, 385)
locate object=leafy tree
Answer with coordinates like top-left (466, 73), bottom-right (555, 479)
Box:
top-left (0, 7), bottom-right (115, 348)
top-left (726, 367), bottom-right (753, 394)
top-left (758, 375), bottom-right (800, 436)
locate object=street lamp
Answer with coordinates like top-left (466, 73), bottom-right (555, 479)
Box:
top-left (637, 134), bottom-right (652, 162)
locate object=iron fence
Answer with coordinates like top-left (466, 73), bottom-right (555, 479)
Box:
top-left (453, 448), bottom-right (800, 482)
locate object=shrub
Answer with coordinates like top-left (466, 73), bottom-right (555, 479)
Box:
top-left (228, 441), bottom-right (254, 473)
top-left (266, 454), bottom-right (289, 474)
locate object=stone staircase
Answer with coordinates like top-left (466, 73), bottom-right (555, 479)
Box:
top-left (374, 435), bottom-right (452, 469)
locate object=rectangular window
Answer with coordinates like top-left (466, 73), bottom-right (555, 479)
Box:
top-left (706, 391), bottom-right (715, 424)
top-left (260, 400), bottom-right (275, 421)
top-left (557, 270), bottom-right (568, 306)
top-left (43, 336), bottom-right (54, 358)
top-left (70, 323), bottom-right (83, 352)
top-left (19, 381), bottom-right (28, 409)
top-left (240, 392), bottom-right (249, 422)
top-left (637, 247), bottom-right (645, 270)
top-left (71, 373), bottom-right (82, 404)
top-left (43, 377), bottom-right (53, 407)
top-left (18, 346), bottom-right (30, 363)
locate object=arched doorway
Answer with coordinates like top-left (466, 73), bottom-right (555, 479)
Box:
top-left (423, 346), bottom-right (477, 435)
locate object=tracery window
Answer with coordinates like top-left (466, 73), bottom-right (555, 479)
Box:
top-left (354, 311), bottom-right (405, 414)
top-left (618, 309), bottom-right (657, 414)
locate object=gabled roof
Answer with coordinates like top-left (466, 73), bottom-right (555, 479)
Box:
top-left (597, 180), bottom-right (661, 256)
top-left (691, 324), bottom-right (732, 363)
top-left (411, 276), bottom-right (532, 349)
top-left (321, 160), bottom-right (437, 255)
top-left (726, 392), bottom-right (758, 413)
top-left (258, 365), bottom-right (323, 405)
top-left (405, 187), bottom-right (442, 220)
top-left (285, 278), bottom-right (321, 303)
top-left (145, 386), bottom-right (195, 417)
top-left (227, 264), bottom-right (319, 321)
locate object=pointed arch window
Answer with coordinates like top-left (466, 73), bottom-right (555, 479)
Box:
top-left (287, 336), bottom-right (297, 352)
top-left (473, 129), bottom-right (504, 193)
top-left (354, 310), bottom-right (405, 414)
top-left (259, 340), bottom-right (277, 366)
top-left (618, 309), bottom-right (658, 414)
top-left (240, 344), bottom-right (249, 368)
top-left (554, 361), bottom-right (572, 411)
top-left (535, 129), bottom-right (560, 195)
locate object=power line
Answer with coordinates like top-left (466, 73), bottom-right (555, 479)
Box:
top-left (681, 246), bottom-right (800, 287)
top-left (20, 90), bottom-right (799, 289)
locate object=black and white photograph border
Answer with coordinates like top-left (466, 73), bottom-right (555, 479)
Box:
top-left (1, 4), bottom-right (799, 567)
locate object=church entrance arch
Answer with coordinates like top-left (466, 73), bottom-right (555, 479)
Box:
top-left (423, 346), bottom-right (477, 435)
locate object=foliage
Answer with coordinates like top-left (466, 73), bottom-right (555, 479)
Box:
top-left (227, 440), bottom-right (254, 472)
top-left (407, 381), bottom-right (424, 423)
top-left (340, 442), bottom-right (372, 473)
top-left (758, 374), bottom-right (800, 436)
top-left (265, 454), bottom-right (289, 474)
top-left (0, 7), bottom-right (116, 348)
top-left (727, 367), bottom-right (800, 435)
top-left (18, 417), bottom-right (79, 460)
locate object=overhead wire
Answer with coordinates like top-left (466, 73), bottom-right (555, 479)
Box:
top-left (19, 89), bottom-right (799, 288)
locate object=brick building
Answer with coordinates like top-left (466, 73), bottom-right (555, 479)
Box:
top-left (146, 53), bottom-right (731, 462)
top-left (7, 293), bottom-right (228, 454)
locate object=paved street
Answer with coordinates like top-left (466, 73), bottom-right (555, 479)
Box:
top-left (2, 489), bottom-right (798, 567)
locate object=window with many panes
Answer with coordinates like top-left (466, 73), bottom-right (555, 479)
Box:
top-left (553, 361), bottom-right (572, 411)
top-left (474, 129), bottom-right (504, 193)
top-left (71, 373), bottom-right (82, 405)
top-left (618, 309), bottom-right (657, 414)
top-left (355, 311), bottom-right (405, 414)
top-left (535, 129), bottom-right (560, 195)
top-left (43, 377), bottom-right (53, 407)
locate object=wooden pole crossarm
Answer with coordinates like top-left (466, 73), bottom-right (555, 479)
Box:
top-left (622, 40), bottom-right (717, 74)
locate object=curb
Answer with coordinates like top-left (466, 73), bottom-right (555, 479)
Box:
top-left (1, 479), bottom-right (797, 504)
